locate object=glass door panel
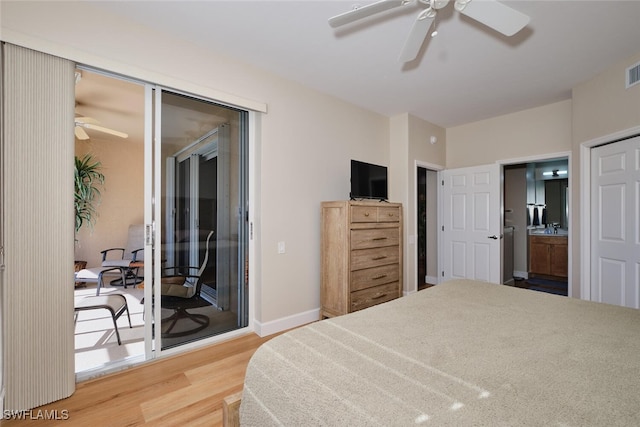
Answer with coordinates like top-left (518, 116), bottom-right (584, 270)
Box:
top-left (155, 90), bottom-right (249, 350)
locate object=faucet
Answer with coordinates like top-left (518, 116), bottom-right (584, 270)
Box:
top-left (553, 223), bottom-right (560, 234)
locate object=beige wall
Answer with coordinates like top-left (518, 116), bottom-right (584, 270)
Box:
top-left (258, 84), bottom-right (389, 322)
top-left (572, 52), bottom-right (640, 144)
top-left (446, 100), bottom-right (573, 169)
top-left (1, 1), bottom-right (389, 329)
top-left (389, 113), bottom-right (445, 293)
top-left (75, 136), bottom-right (144, 268)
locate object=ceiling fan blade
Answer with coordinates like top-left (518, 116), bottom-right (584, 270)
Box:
top-left (329, 0), bottom-right (407, 28)
top-left (81, 123), bottom-right (129, 139)
top-left (75, 116), bottom-right (100, 125)
top-left (74, 126), bottom-right (90, 140)
top-left (455, 0), bottom-right (529, 36)
top-left (398, 10), bottom-right (435, 63)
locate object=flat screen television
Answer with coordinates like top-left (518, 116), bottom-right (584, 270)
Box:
top-left (350, 160), bottom-right (388, 201)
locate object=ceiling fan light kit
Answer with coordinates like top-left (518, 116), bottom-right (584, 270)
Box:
top-left (329, 0), bottom-right (530, 63)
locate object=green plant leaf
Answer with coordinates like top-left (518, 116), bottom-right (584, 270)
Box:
top-left (74, 153), bottom-right (105, 233)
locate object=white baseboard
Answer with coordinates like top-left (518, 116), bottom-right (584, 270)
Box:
top-left (425, 275), bottom-right (438, 285)
top-left (513, 270), bottom-right (528, 280)
top-left (254, 308), bottom-right (320, 337)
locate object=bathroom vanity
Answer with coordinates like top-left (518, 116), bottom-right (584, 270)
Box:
top-left (529, 232), bottom-right (568, 278)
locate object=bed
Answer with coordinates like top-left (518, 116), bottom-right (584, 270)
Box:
top-left (232, 279), bottom-right (640, 426)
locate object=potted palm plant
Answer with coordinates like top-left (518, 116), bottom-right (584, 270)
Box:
top-left (74, 154), bottom-right (105, 275)
top-left (75, 153), bottom-right (105, 233)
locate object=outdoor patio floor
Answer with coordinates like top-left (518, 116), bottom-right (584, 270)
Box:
top-left (74, 281), bottom-right (145, 373)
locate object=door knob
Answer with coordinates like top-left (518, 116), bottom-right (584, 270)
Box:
top-left (488, 235), bottom-right (499, 240)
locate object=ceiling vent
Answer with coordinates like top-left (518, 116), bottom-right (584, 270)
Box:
top-left (626, 61), bottom-right (640, 89)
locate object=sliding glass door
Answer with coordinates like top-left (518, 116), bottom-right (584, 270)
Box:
top-left (146, 88), bottom-right (249, 352)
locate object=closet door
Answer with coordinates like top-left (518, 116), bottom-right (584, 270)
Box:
top-left (590, 136), bottom-right (640, 308)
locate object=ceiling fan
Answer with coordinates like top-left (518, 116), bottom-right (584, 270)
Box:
top-left (329, 0), bottom-right (530, 63)
top-left (74, 115), bottom-right (128, 141)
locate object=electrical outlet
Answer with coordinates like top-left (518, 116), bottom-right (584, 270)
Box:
top-left (277, 241), bottom-right (286, 254)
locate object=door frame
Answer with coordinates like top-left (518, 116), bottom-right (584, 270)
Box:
top-left (580, 124), bottom-right (640, 301)
top-left (148, 87), bottom-right (254, 357)
top-left (414, 160), bottom-right (443, 290)
top-left (499, 151), bottom-right (572, 296)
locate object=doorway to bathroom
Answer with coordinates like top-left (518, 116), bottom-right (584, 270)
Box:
top-left (503, 156), bottom-right (570, 296)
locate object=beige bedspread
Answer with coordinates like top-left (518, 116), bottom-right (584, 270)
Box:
top-left (240, 279), bottom-right (640, 426)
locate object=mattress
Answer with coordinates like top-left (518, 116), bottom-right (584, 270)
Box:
top-left (240, 279), bottom-right (640, 426)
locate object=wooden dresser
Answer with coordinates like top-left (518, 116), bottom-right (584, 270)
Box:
top-left (321, 200), bottom-right (403, 318)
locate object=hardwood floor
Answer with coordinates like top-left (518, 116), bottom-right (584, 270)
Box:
top-left (1, 332), bottom-right (282, 426)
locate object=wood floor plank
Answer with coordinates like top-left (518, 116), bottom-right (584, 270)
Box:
top-left (140, 366), bottom-right (248, 422)
top-left (0, 332), bottom-right (284, 426)
top-left (184, 348), bottom-right (256, 383)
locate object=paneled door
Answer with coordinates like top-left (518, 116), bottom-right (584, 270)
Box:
top-left (442, 164), bottom-right (501, 284)
top-left (590, 136), bottom-right (640, 308)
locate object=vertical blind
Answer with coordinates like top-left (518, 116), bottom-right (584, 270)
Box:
top-left (1, 43), bottom-right (75, 410)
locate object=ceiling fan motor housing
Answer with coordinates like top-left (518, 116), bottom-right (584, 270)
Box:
top-left (432, 0), bottom-right (450, 10)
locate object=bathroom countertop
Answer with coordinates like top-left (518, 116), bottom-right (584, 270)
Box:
top-left (529, 228), bottom-right (568, 236)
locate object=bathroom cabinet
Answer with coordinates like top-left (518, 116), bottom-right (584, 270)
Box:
top-left (529, 235), bottom-right (568, 278)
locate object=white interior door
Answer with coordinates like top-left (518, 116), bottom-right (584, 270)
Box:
top-left (442, 164), bottom-right (501, 283)
top-left (590, 136), bottom-right (640, 308)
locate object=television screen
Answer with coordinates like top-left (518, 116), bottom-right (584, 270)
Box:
top-left (350, 160), bottom-right (388, 200)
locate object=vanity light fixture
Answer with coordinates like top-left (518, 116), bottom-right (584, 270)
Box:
top-left (543, 170), bottom-right (567, 177)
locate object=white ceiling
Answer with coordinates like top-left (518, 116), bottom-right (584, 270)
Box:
top-left (86, 0), bottom-right (640, 129)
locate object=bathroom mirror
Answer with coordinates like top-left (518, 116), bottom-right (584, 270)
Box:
top-left (544, 178), bottom-right (568, 229)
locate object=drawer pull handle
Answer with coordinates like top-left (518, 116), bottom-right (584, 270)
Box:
top-left (372, 256), bottom-right (387, 261)
top-left (371, 293), bottom-right (387, 300)
top-left (372, 274), bottom-right (388, 280)
top-left (372, 237), bottom-right (388, 241)
top-left (364, 212), bottom-right (370, 217)
top-left (388, 213), bottom-right (394, 217)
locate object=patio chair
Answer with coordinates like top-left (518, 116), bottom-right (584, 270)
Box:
top-left (74, 294), bottom-right (132, 345)
top-left (160, 230), bottom-right (214, 338)
top-left (101, 223), bottom-right (145, 286)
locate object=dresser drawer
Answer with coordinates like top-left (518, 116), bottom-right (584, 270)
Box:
top-left (351, 205), bottom-right (378, 222)
top-left (351, 264), bottom-right (399, 292)
top-left (351, 204), bottom-right (401, 223)
top-left (350, 282), bottom-right (399, 312)
top-left (351, 228), bottom-right (399, 250)
top-left (351, 245), bottom-right (399, 271)
top-left (378, 206), bottom-right (400, 222)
